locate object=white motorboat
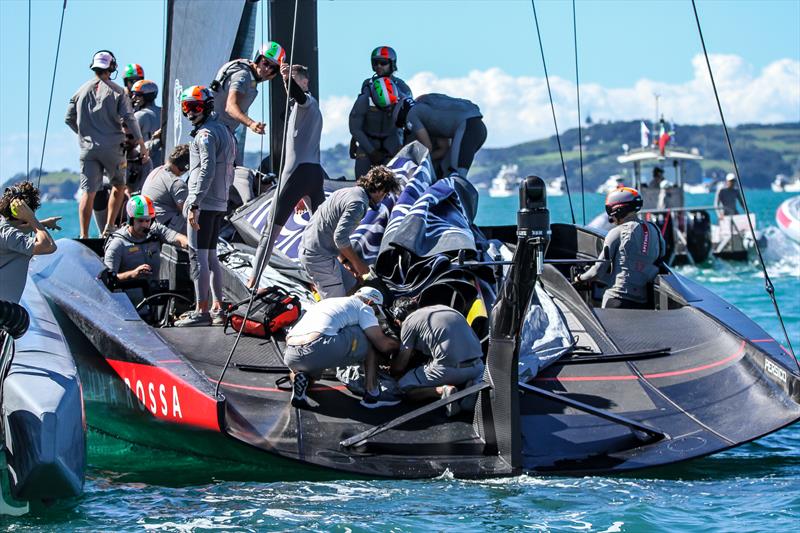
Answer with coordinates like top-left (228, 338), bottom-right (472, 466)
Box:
top-left (771, 175), bottom-right (800, 193)
top-left (595, 175), bottom-right (625, 195)
top-left (488, 164), bottom-right (520, 198)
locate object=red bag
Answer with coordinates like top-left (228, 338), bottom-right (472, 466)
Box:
top-left (225, 286), bottom-right (301, 338)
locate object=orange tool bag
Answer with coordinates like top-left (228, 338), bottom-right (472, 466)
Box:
top-left (225, 286), bottom-right (301, 338)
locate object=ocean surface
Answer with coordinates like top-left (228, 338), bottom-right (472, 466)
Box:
top-left (9, 189), bottom-right (800, 532)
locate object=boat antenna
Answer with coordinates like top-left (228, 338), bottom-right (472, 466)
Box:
top-left (36, 0), bottom-right (68, 189)
top-left (691, 0), bottom-right (797, 369)
top-left (531, 0), bottom-right (575, 224)
top-left (214, 0), bottom-right (300, 397)
top-left (571, 0), bottom-right (586, 225)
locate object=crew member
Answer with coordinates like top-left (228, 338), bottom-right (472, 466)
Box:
top-left (375, 82), bottom-right (486, 179)
top-left (284, 287), bottom-right (400, 408)
top-left (0, 182), bottom-right (58, 304)
top-left (103, 195), bottom-right (188, 283)
top-left (66, 50), bottom-right (150, 238)
top-left (299, 166), bottom-right (400, 299)
top-left (131, 80), bottom-right (163, 169)
top-left (175, 86), bottom-right (236, 327)
top-left (211, 41), bottom-right (284, 166)
top-left (348, 46), bottom-right (412, 178)
top-left (141, 144), bottom-right (191, 232)
top-left (248, 64), bottom-right (326, 287)
top-left (122, 63), bottom-right (145, 96)
top-left (576, 187), bottom-right (665, 309)
top-left (714, 173), bottom-right (745, 218)
top-left (390, 299), bottom-right (484, 416)
top-left (645, 167), bottom-right (664, 188)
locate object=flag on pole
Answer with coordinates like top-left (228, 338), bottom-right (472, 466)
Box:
top-left (658, 119), bottom-right (671, 155)
top-left (640, 121), bottom-right (650, 147)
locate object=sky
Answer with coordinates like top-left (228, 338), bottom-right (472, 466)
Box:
top-left (1, 0), bottom-right (798, 179)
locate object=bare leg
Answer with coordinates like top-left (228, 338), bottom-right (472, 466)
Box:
top-left (105, 184), bottom-right (127, 232)
top-left (78, 191), bottom-right (96, 239)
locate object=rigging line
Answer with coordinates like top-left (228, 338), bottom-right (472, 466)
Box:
top-left (259, 0), bottom-right (266, 195)
top-left (572, 0), bottom-right (585, 225)
top-left (215, 0), bottom-right (300, 398)
top-left (531, 0), bottom-right (575, 224)
top-left (27, 0), bottom-right (31, 181)
top-left (37, 0), bottom-right (67, 189)
top-left (690, 0), bottom-right (797, 370)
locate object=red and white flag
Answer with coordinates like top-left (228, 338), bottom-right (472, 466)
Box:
top-left (640, 121), bottom-right (650, 147)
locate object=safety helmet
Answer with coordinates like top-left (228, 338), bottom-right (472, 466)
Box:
top-left (354, 286), bottom-right (384, 306)
top-left (605, 186), bottom-right (643, 221)
top-left (130, 80), bottom-right (158, 102)
top-left (371, 46), bottom-right (397, 72)
top-left (126, 194), bottom-right (155, 221)
top-left (90, 50), bottom-right (117, 72)
top-left (369, 77), bottom-right (399, 109)
top-left (254, 41), bottom-right (285, 66)
top-left (123, 63), bottom-right (144, 81)
top-left (180, 85), bottom-right (214, 115)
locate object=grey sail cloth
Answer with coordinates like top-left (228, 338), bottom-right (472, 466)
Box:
top-left (518, 284), bottom-right (575, 382)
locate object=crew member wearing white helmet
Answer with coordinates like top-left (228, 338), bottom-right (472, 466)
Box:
top-left (714, 173), bottom-right (745, 218)
top-left (66, 50), bottom-right (150, 239)
top-left (283, 287), bottom-right (400, 409)
top-left (576, 187), bottom-right (666, 309)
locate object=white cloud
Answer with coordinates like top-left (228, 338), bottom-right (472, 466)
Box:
top-left (3, 54), bottom-right (798, 178)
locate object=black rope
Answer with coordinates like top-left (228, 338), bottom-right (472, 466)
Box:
top-left (259, 0), bottom-right (266, 195)
top-left (572, 0), bottom-right (586, 225)
top-left (531, 0), bottom-right (575, 224)
top-left (215, 0), bottom-right (300, 398)
top-left (26, 0), bottom-right (31, 181)
top-left (37, 0), bottom-right (67, 189)
top-left (691, 0), bottom-right (797, 370)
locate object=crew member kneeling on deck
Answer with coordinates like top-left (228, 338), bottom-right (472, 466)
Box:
top-left (390, 299), bottom-right (485, 417)
top-left (299, 166), bottom-right (400, 299)
top-left (284, 287), bottom-right (400, 409)
top-left (575, 187), bottom-right (665, 309)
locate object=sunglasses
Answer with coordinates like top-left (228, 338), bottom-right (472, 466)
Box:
top-left (181, 101), bottom-right (204, 114)
top-left (372, 59), bottom-right (390, 67)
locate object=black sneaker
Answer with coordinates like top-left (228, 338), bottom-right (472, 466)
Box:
top-left (360, 388), bottom-right (401, 409)
top-left (291, 372), bottom-right (310, 408)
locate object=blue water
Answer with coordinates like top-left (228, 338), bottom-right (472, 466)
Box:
top-left (12, 190), bottom-right (800, 531)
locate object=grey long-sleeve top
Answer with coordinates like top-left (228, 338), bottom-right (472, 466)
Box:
top-left (185, 113), bottom-right (236, 213)
top-left (65, 77), bottom-right (141, 153)
top-left (301, 186), bottom-right (369, 259)
top-left (348, 75), bottom-right (411, 155)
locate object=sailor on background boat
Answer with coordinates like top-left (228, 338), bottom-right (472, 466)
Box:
top-left (0, 182), bottom-right (58, 304)
top-left (121, 63), bottom-right (144, 97)
top-left (349, 46), bottom-right (412, 179)
top-left (390, 299), bottom-right (485, 416)
top-left (66, 50), bottom-right (150, 239)
top-left (248, 64), bottom-right (327, 288)
top-left (211, 41), bottom-right (284, 167)
top-left (103, 195), bottom-right (188, 283)
top-left (140, 144), bottom-right (191, 233)
top-left (285, 287), bottom-right (400, 409)
top-left (131, 80), bottom-right (163, 169)
top-left (715, 173), bottom-right (745, 218)
top-left (175, 86), bottom-right (236, 327)
top-left (575, 187), bottom-right (665, 310)
top-left (299, 166), bottom-right (400, 299)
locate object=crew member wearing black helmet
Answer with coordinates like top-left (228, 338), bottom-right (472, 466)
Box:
top-left (575, 187), bottom-right (665, 309)
top-left (348, 46), bottom-right (413, 178)
top-left (131, 80), bottom-right (163, 168)
top-left (66, 50), bottom-right (150, 239)
top-left (211, 41), bottom-right (284, 166)
top-left (141, 144), bottom-right (191, 232)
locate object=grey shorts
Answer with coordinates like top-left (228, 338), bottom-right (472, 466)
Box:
top-left (398, 358), bottom-right (484, 392)
top-left (283, 325), bottom-right (370, 377)
top-left (299, 254), bottom-right (358, 299)
top-left (80, 146), bottom-right (126, 192)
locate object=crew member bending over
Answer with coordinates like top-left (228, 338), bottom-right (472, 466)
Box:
top-left (284, 287), bottom-right (400, 409)
top-left (390, 299), bottom-right (485, 417)
top-left (576, 187), bottom-right (665, 309)
top-left (141, 144), bottom-right (191, 232)
top-left (299, 166), bottom-right (400, 299)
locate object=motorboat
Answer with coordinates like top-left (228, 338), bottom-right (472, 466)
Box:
top-left (683, 177), bottom-right (718, 194)
top-left (772, 175), bottom-right (800, 193)
top-left (546, 176), bottom-right (565, 197)
top-left (595, 175), bottom-right (626, 195)
top-left (29, 145), bottom-right (800, 479)
top-left (776, 196), bottom-right (800, 243)
top-left (488, 164), bottom-right (520, 198)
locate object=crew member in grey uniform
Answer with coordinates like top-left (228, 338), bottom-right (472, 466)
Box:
top-left (141, 144), bottom-right (190, 232)
top-left (375, 81), bottom-right (487, 179)
top-left (211, 41), bottom-right (284, 167)
top-left (103, 194), bottom-right (188, 283)
top-left (300, 166), bottom-right (400, 299)
top-left (348, 46), bottom-right (412, 179)
top-left (0, 182), bottom-right (58, 304)
top-left (576, 187), bottom-right (665, 309)
top-left (66, 50), bottom-right (150, 239)
top-left (248, 64), bottom-right (327, 288)
top-left (175, 86), bottom-right (236, 327)
top-left (389, 299), bottom-right (485, 416)
top-left (714, 173), bottom-right (745, 218)
top-left (131, 79), bottom-right (163, 170)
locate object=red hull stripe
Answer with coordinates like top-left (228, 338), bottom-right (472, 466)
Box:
top-left (106, 359), bottom-right (221, 431)
top-left (533, 340), bottom-right (745, 383)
